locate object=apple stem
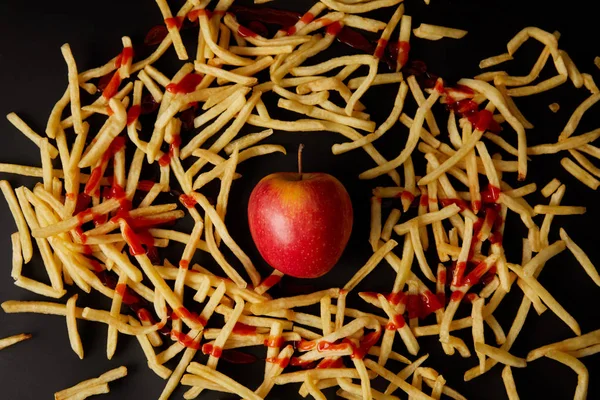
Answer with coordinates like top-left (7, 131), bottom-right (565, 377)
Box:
top-left (298, 144), bottom-right (304, 179)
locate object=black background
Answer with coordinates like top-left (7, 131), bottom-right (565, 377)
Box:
top-left (1, 0), bottom-right (600, 399)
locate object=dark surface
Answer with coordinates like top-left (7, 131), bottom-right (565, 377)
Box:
top-left (1, 0), bottom-right (600, 399)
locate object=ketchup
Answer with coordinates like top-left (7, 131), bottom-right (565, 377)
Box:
top-left (127, 105), bottom-right (141, 126)
top-left (165, 17), bottom-right (184, 30)
top-left (439, 198), bottom-right (469, 212)
top-left (316, 358), bottom-right (344, 369)
top-left (232, 322), bottom-right (257, 335)
top-left (202, 343), bottom-right (223, 358)
top-left (166, 73), bottom-right (203, 94)
top-left (326, 21), bottom-right (343, 36)
top-left (264, 336), bottom-right (284, 348)
top-left (221, 350), bottom-right (258, 364)
top-left (237, 25), bottom-right (258, 38)
top-left (145, 26), bottom-right (168, 46)
top-left (171, 330), bottom-right (201, 350)
top-left (259, 274), bottom-right (282, 288)
top-left (287, 11), bottom-right (315, 35)
top-left (266, 356), bottom-right (290, 368)
top-left (386, 314), bottom-right (406, 330)
top-left (102, 73), bottom-right (121, 100)
top-left (158, 135), bottom-right (182, 167)
top-left (374, 38), bottom-right (388, 59)
top-left (180, 194), bottom-right (197, 208)
top-left (396, 41), bottom-right (410, 67)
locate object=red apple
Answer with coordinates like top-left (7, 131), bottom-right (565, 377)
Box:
top-left (248, 147), bottom-right (353, 278)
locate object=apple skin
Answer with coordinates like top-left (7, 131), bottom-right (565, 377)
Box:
top-left (248, 172), bottom-right (353, 279)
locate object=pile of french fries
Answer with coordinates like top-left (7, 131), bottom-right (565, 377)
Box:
top-left (2, 0), bottom-right (600, 399)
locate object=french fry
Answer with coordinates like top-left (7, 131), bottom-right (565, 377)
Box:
top-left (0, 333), bottom-right (32, 351)
top-left (474, 343), bottom-right (526, 368)
top-left (362, 85), bottom-right (441, 180)
top-left (509, 263), bottom-right (580, 335)
top-left (560, 228), bottom-right (600, 286)
top-left (502, 366), bottom-right (520, 400)
top-left (414, 23), bottom-right (467, 40)
top-left (0, 181), bottom-right (33, 263)
top-left (63, 383), bottom-right (110, 400)
top-left (545, 350), bottom-right (588, 400)
top-left (6, 113), bottom-right (59, 158)
top-left (559, 93), bottom-right (600, 140)
top-left (344, 240), bottom-right (398, 291)
top-left (54, 366), bottom-right (127, 400)
top-left (332, 81), bottom-right (408, 154)
top-left (472, 297), bottom-right (486, 372)
top-left (66, 294), bottom-right (84, 359)
top-left (561, 157), bottom-right (600, 189)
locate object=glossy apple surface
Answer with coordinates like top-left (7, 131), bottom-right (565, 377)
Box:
top-left (248, 172), bottom-right (353, 278)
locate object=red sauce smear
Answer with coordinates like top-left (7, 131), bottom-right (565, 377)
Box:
top-left (127, 105), bottom-right (141, 126)
top-left (266, 356), bottom-right (290, 368)
top-left (289, 357), bottom-right (316, 369)
top-left (176, 307), bottom-right (207, 327)
top-left (141, 93), bottom-right (159, 114)
top-left (420, 194), bottom-right (429, 207)
top-left (137, 180), bottom-right (156, 192)
top-left (165, 17), bottom-right (184, 30)
top-left (296, 338), bottom-right (315, 351)
top-left (115, 283), bottom-right (127, 298)
top-left (438, 269), bottom-right (447, 285)
top-left (179, 260), bottom-right (189, 270)
top-left (337, 26), bottom-right (374, 54)
top-left (232, 322), bottom-right (257, 335)
top-left (317, 358), bottom-right (344, 369)
top-left (145, 25), bottom-right (168, 46)
top-left (463, 261), bottom-right (491, 287)
top-left (180, 194), bottom-right (197, 208)
top-left (166, 73), bottom-right (203, 94)
top-left (221, 350), bottom-right (258, 364)
top-left (400, 191), bottom-right (416, 205)
top-left (202, 344), bottom-right (223, 358)
top-left (360, 291), bottom-right (406, 306)
top-left (264, 336), bottom-right (284, 348)
top-left (397, 41), bottom-right (410, 67)
top-left (121, 221), bottom-right (146, 256)
top-left (259, 273), bottom-right (282, 288)
top-left (103, 183), bottom-right (126, 201)
top-left (137, 308), bottom-right (152, 322)
top-left (450, 291), bottom-right (464, 302)
top-left (158, 134), bottom-right (182, 167)
top-left (407, 294), bottom-right (420, 319)
top-left (421, 291), bottom-right (443, 316)
top-left (102, 73), bottom-right (121, 100)
top-left (115, 47), bottom-right (134, 68)
top-left (481, 184), bottom-right (501, 203)
top-left (386, 314), bottom-right (406, 330)
top-left (287, 11), bottom-right (315, 35)
top-left (346, 329), bottom-right (381, 359)
top-left (188, 9), bottom-right (211, 22)
top-left (490, 231), bottom-right (503, 245)
top-left (317, 341), bottom-right (347, 352)
top-left (452, 261), bottom-right (467, 287)
top-left (440, 198), bottom-right (469, 212)
top-left (434, 79), bottom-right (445, 94)
top-left (445, 96), bottom-right (502, 133)
top-left (237, 25), bottom-right (258, 38)
top-left (326, 21), bottom-right (343, 36)
top-left (374, 38), bottom-right (388, 59)
top-left (73, 193), bottom-right (92, 215)
top-left (172, 330), bottom-right (201, 350)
